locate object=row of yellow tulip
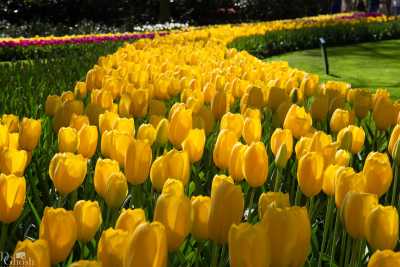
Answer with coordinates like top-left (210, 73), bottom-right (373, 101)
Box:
top-left (4, 12), bottom-right (400, 267)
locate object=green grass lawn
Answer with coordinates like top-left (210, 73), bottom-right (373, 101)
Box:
top-left (267, 39), bottom-right (400, 98)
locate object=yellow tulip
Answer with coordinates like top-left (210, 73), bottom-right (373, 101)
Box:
top-left (168, 106), bottom-right (192, 147)
top-left (262, 206), bottom-right (311, 267)
top-left (297, 152), bottom-right (324, 197)
top-left (211, 89), bottom-right (231, 120)
top-left (335, 167), bottom-right (365, 208)
top-left (69, 114), bottom-right (90, 131)
top-left (125, 139), bottom-right (152, 185)
top-left (58, 127), bottom-right (77, 153)
top-left (104, 172), bottom-right (128, 209)
top-left (228, 142), bottom-right (247, 182)
top-left (155, 118), bottom-right (169, 146)
top-left (388, 124), bottom-right (400, 157)
top-left (213, 129), bottom-right (239, 170)
top-left (335, 149), bottom-right (351, 166)
top-left (363, 152), bottom-right (392, 197)
top-left (8, 132), bottom-right (19, 150)
top-left (191, 195), bottom-right (211, 240)
top-left (0, 148), bottom-right (28, 176)
top-left (311, 94), bottom-right (329, 122)
top-left (53, 100), bottom-right (85, 132)
top-left (197, 105), bottom-right (215, 135)
top-left (270, 128), bottom-right (293, 163)
top-left (61, 90), bottom-right (75, 103)
top-left (348, 89), bottom-right (372, 119)
top-left (266, 86), bottom-right (289, 112)
top-left (45, 95), bottom-right (62, 116)
top-left (124, 222), bottom-right (168, 267)
top-left (242, 117), bottom-right (262, 144)
top-left (10, 239), bottom-right (50, 267)
top-left (295, 136), bottom-right (312, 160)
top-left (341, 192), bottom-right (378, 239)
top-left (73, 200), bottom-right (102, 243)
top-left (39, 207), bottom-right (77, 264)
top-left (113, 117), bottom-right (135, 136)
top-left (367, 250), bottom-right (400, 267)
top-left (208, 175), bottom-right (244, 244)
top-left (373, 97), bottom-right (396, 131)
top-left (94, 158), bottom-right (120, 198)
top-left (330, 108), bottom-right (354, 133)
top-left (220, 112), bottom-right (244, 138)
top-left (154, 185), bottom-right (192, 251)
top-left (101, 130), bottom-right (134, 166)
top-left (366, 205), bottom-right (399, 250)
top-left (149, 99), bottom-right (167, 117)
top-left (258, 192), bottom-right (290, 220)
top-left (70, 260), bottom-right (101, 267)
top-left (300, 75), bottom-right (318, 97)
top-left (99, 111), bottom-right (119, 135)
top-left (0, 124), bottom-right (9, 150)
top-left (283, 104), bottom-right (312, 139)
top-left (228, 223), bottom-right (270, 267)
top-left (137, 123), bottom-right (156, 146)
top-left (2, 114), bottom-right (19, 133)
top-left (74, 81), bottom-right (87, 98)
top-left (322, 164), bottom-right (343, 196)
top-left (0, 174), bottom-right (26, 223)
top-left (182, 128), bottom-right (206, 163)
top-left (337, 125), bottom-right (365, 154)
top-left (243, 142), bottom-right (268, 187)
top-left (309, 130), bottom-right (332, 152)
top-left (130, 89), bottom-right (149, 118)
top-left (115, 208), bottom-right (146, 233)
top-left (97, 228), bottom-right (129, 267)
top-left (48, 153), bottom-right (87, 195)
top-left (19, 118), bottom-right (41, 151)
top-left (77, 125), bottom-right (98, 158)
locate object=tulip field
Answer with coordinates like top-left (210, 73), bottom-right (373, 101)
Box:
top-left (1, 12), bottom-right (400, 267)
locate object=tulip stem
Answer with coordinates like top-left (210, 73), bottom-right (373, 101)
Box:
top-left (330, 210), bottom-right (340, 266)
top-left (317, 196), bottom-right (334, 267)
top-left (339, 228), bottom-right (348, 267)
top-left (247, 187), bottom-right (256, 222)
top-left (273, 168), bottom-right (281, 192)
top-left (211, 242), bottom-right (219, 267)
top-left (0, 223), bottom-right (8, 251)
top-left (295, 184), bottom-right (302, 206)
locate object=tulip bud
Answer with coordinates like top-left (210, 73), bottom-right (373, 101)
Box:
top-left (393, 139), bottom-right (400, 166)
top-left (270, 128), bottom-right (293, 163)
top-left (45, 95), bottom-right (62, 116)
top-left (70, 260), bottom-right (101, 267)
top-left (102, 130), bottom-right (134, 166)
top-left (283, 104), bottom-right (312, 139)
top-left (39, 207), bottom-right (77, 264)
top-left (137, 123), bottom-right (156, 146)
top-left (266, 86), bottom-right (289, 112)
top-left (262, 206), bottom-right (311, 267)
top-left (118, 93), bottom-right (132, 117)
top-left (49, 153), bottom-right (87, 196)
top-left (228, 223), bottom-right (270, 267)
top-left (115, 208), bottom-right (146, 233)
top-left (366, 205), bottom-right (399, 250)
top-left (191, 196), bottom-right (210, 240)
top-left (114, 117), bottom-right (135, 136)
top-left (373, 97), bottom-right (396, 131)
top-left (335, 149), bottom-right (351, 166)
top-left (388, 124), bottom-right (400, 157)
top-left (311, 94), bottom-right (329, 122)
top-left (243, 142), bottom-right (268, 187)
top-left (73, 200), bottom-right (102, 243)
top-left (2, 114), bottom-right (19, 133)
top-left (61, 91), bottom-right (75, 103)
top-left (58, 127), bottom-right (77, 153)
top-left (125, 139), bottom-right (152, 185)
top-left (161, 178), bottom-right (185, 196)
top-left (329, 109), bottom-right (354, 133)
top-left (104, 172), bottom-right (128, 209)
top-left (220, 112), bottom-right (244, 138)
top-left (124, 222), bottom-right (168, 267)
top-left (0, 174), bottom-right (26, 223)
top-left (0, 124), bottom-right (9, 150)
top-left (213, 129), bottom-right (239, 170)
top-left (229, 142), bottom-right (247, 182)
top-left (155, 118), bottom-right (169, 146)
top-left (10, 239), bottom-right (50, 267)
top-left (297, 152), bottom-right (324, 197)
top-left (367, 250), bottom-right (400, 267)
top-left (130, 89), bottom-right (149, 117)
top-left (211, 90), bottom-right (231, 120)
top-left (322, 164), bottom-right (343, 196)
top-left (19, 118), bottom-right (41, 151)
top-left (341, 192), bottom-right (378, 239)
top-left (208, 176), bottom-right (244, 244)
top-left (154, 185), bottom-right (192, 251)
top-left (8, 132), bottom-right (19, 150)
top-left (197, 105), bottom-right (215, 135)
top-left (76, 125), bottom-right (98, 158)
top-left (93, 158), bottom-right (119, 198)
top-left (363, 152), bottom-right (392, 197)
top-left (335, 167), bottom-right (365, 208)
top-left (242, 117), bottom-right (262, 144)
top-left (258, 192), bottom-right (290, 220)
top-left (295, 136), bottom-right (312, 160)
top-left (182, 128), bottom-right (206, 163)
top-left (337, 125), bottom-right (365, 154)
top-left (99, 111), bottom-right (119, 135)
top-left (97, 228), bottom-right (129, 267)
top-left (0, 148), bottom-right (28, 176)
top-left (69, 114), bottom-right (90, 131)
top-left (168, 106), bottom-right (192, 147)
